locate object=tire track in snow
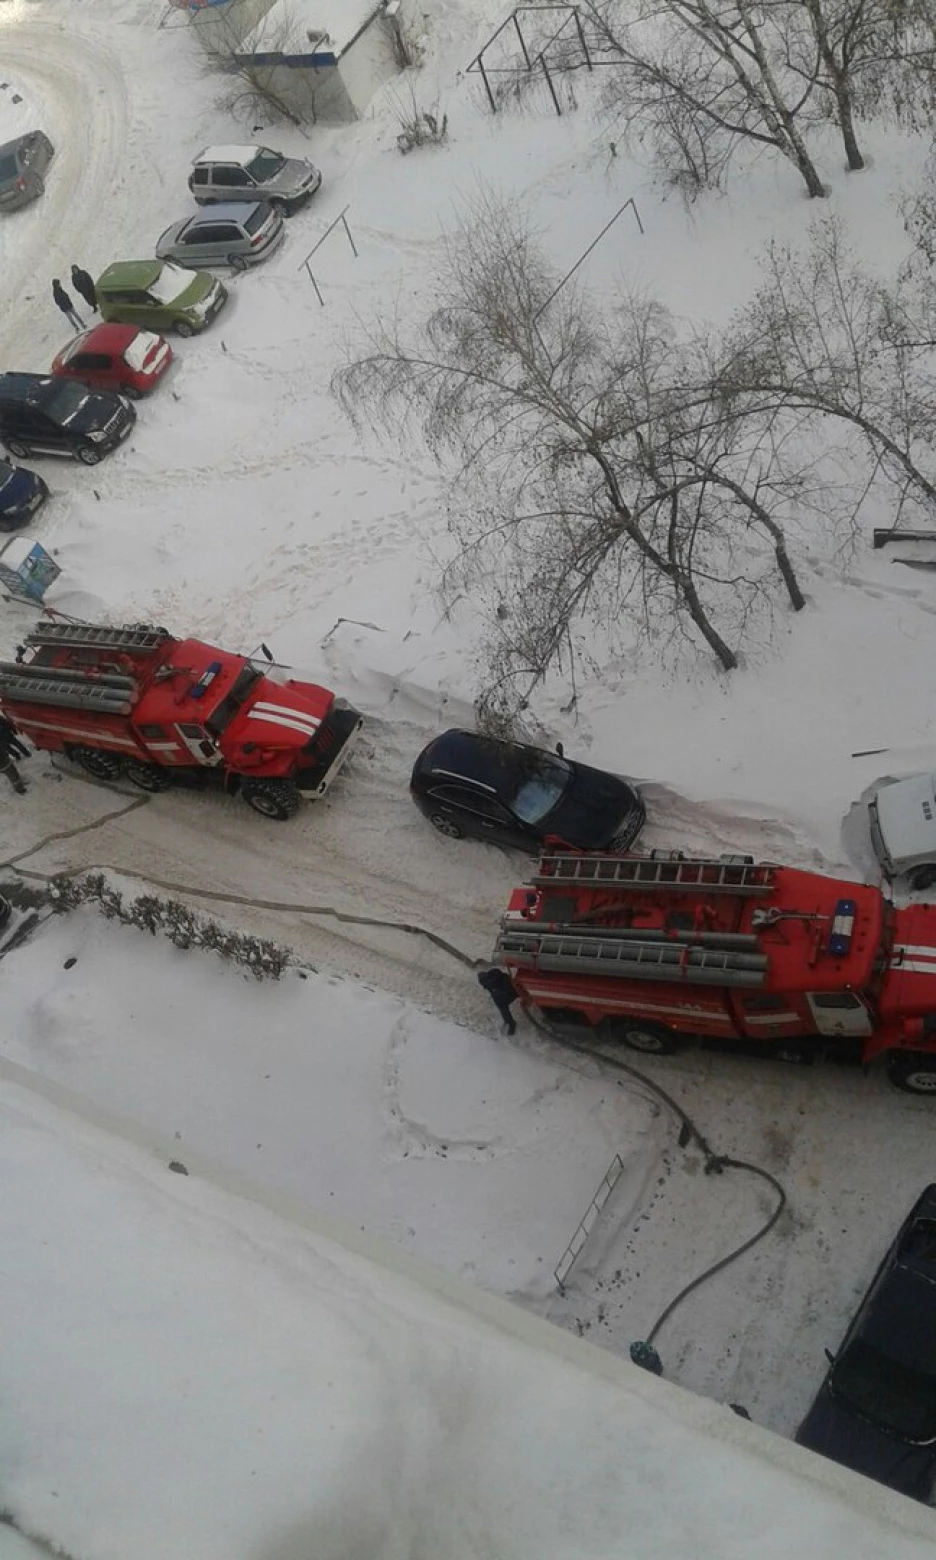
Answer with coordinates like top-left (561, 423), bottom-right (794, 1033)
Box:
top-left (0, 21), bottom-right (129, 365)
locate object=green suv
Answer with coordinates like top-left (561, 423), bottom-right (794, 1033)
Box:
top-left (96, 260), bottom-right (228, 337)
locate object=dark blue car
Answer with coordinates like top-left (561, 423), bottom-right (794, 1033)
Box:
top-left (0, 457), bottom-right (48, 531)
top-left (796, 1184), bottom-right (936, 1501)
top-left (410, 728), bottom-right (645, 853)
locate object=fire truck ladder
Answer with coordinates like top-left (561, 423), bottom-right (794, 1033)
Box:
top-left (25, 622), bottom-right (169, 655)
top-left (534, 853), bottom-right (777, 894)
top-left (495, 926), bottom-right (769, 987)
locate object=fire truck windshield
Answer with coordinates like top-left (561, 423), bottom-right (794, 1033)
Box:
top-left (510, 752), bottom-right (572, 825)
top-left (204, 664), bottom-right (263, 737)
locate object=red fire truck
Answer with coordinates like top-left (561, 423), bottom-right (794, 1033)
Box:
top-left (494, 851), bottom-right (936, 1093)
top-left (0, 620), bottom-right (362, 820)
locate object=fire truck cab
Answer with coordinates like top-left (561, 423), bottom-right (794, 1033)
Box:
top-left (495, 851), bottom-right (936, 1094)
top-left (0, 620), bottom-right (362, 820)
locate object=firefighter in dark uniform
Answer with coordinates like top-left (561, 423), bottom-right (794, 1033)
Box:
top-left (477, 966), bottom-right (520, 1034)
top-left (0, 716), bottom-right (29, 794)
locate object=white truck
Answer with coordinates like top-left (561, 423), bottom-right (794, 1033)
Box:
top-left (869, 773), bottom-right (936, 890)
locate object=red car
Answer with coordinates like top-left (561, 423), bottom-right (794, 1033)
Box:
top-left (50, 323), bottom-right (172, 399)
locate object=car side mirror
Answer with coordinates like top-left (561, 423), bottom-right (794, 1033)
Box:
top-left (824, 1347), bottom-right (836, 1366)
top-left (556, 742), bottom-right (564, 758)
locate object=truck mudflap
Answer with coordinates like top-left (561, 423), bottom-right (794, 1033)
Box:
top-left (295, 702), bottom-right (363, 799)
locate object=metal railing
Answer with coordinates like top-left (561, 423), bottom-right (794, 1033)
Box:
top-left (297, 205), bottom-right (358, 304)
top-left (554, 1151), bottom-right (626, 1291)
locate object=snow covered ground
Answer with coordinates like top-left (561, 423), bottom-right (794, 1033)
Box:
top-left (3, 1070), bottom-right (936, 1560)
top-left (3, 0), bottom-right (936, 1548)
top-left (4, 902), bottom-right (936, 1455)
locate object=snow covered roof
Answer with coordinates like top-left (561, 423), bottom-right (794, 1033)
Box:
top-left (193, 144), bottom-right (264, 166)
top-left (4, 1072), bottom-right (936, 1560)
top-left (238, 0), bottom-right (384, 58)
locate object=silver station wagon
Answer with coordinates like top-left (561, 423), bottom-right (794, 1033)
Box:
top-left (155, 201), bottom-right (284, 272)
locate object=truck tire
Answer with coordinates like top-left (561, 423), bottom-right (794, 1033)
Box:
top-left (887, 1051), bottom-right (936, 1094)
top-left (242, 778), bottom-right (301, 820)
top-left (909, 864), bottom-right (936, 893)
top-left (609, 1020), bottom-right (681, 1055)
top-left (70, 746), bottom-right (122, 780)
top-left (125, 760), bottom-right (172, 792)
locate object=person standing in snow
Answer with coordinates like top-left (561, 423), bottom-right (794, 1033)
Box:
top-left (477, 967), bottom-right (520, 1035)
top-left (52, 279), bottom-right (85, 333)
top-left (0, 716), bottom-right (29, 795)
top-left (70, 264), bottom-right (97, 313)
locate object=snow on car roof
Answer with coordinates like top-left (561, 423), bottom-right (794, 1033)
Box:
top-left (188, 201), bottom-right (264, 223)
top-left (193, 145), bottom-right (266, 166)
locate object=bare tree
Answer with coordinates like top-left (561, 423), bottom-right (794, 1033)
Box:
top-left (336, 201), bottom-right (815, 716)
top-left (901, 140), bottom-right (936, 277)
top-left (587, 0), bottom-right (934, 198)
top-left (782, 0), bottom-right (936, 171)
top-left (194, 3), bottom-right (316, 127)
top-left (585, 0), bottom-right (827, 198)
top-left (718, 215), bottom-right (936, 520)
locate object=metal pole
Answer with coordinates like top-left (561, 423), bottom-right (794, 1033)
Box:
top-left (540, 52), bottom-right (562, 116)
top-left (514, 10), bottom-right (533, 69)
top-left (573, 6), bottom-right (592, 68)
top-left (304, 262), bottom-right (324, 305)
top-left (478, 55), bottom-right (497, 113)
top-left (534, 198), bottom-right (644, 321)
top-left (341, 212), bottom-right (358, 259)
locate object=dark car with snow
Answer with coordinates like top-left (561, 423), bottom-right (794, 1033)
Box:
top-left (410, 729), bottom-right (645, 852)
top-left (0, 374), bottom-right (135, 466)
top-left (0, 131), bottom-right (54, 212)
top-left (795, 1184), bottom-right (936, 1501)
top-left (0, 458), bottom-right (48, 529)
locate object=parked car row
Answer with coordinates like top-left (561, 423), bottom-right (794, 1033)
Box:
top-left (0, 141), bottom-right (323, 527)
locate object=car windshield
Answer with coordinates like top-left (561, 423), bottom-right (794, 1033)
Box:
top-left (147, 263), bottom-right (193, 305)
top-left (42, 379), bottom-right (90, 423)
top-left (0, 463), bottom-right (15, 493)
top-left (0, 155), bottom-right (18, 180)
top-left (205, 665), bottom-right (263, 738)
top-left (832, 1337), bottom-right (936, 1440)
top-left (509, 751), bottom-right (573, 825)
top-left (122, 332), bottom-right (159, 372)
top-left (246, 149), bottom-right (285, 181)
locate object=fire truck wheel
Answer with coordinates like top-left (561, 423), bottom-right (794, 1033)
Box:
top-left (429, 812), bottom-right (464, 839)
top-left (909, 864), bottom-right (936, 893)
top-left (242, 778), bottom-right (301, 821)
top-left (887, 1052), bottom-right (936, 1094)
top-left (616, 1022), bottom-right (680, 1055)
top-left (125, 760), bottom-right (172, 792)
top-left (70, 746), bottom-right (122, 781)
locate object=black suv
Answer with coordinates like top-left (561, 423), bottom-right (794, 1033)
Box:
top-left (0, 373), bottom-right (135, 465)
